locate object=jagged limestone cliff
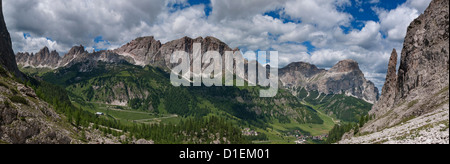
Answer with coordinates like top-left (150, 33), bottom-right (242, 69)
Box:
top-left (279, 60), bottom-right (379, 103)
top-left (340, 0), bottom-right (449, 144)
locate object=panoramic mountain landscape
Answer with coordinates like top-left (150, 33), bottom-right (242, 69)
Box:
top-left (1, 0), bottom-right (449, 145)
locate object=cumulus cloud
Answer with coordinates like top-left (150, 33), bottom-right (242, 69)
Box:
top-left (3, 0), bottom-right (165, 52)
top-left (210, 0), bottom-right (285, 21)
top-left (376, 5), bottom-right (420, 42)
top-left (10, 32), bottom-right (69, 54)
top-left (344, 21), bottom-right (382, 50)
top-left (284, 0), bottom-right (352, 28)
top-left (405, 0), bottom-right (432, 13)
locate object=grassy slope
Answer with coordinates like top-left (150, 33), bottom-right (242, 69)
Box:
top-left (33, 62), bottom-right (372, 144)
top-left (297, 88), bottom-right (373, 123)
top-left (19, 65), bottom-right (53, 77)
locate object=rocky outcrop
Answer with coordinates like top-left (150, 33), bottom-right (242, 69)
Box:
top-left (0, 69), bottom-right (73, 144)
top-left (340, 104), bottom-right (449, 144)
top-left (340, 0), bottom-right (449, 144)
top-left (114, 36), bottom-right (162, 66)
top-left (59, 45), bottom-right (88, 68)
top-left (279, 60), bottom-right (379, 103)
top-left (0, 1), bottom-right (23, 79)
top-left (370, 49), bottom-right (398, 116)
top-left (17, 45), bottom-right (134, 71)
top-left (396, 0), bottom-right (449, 101)
top-left (329, 59), bottom-right (361, 73)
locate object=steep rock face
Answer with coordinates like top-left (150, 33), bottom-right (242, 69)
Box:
top-left (59, 45), bottom-right (89, 67)
top-left (396, 0), bottom-right (449, 101)
top-left (341, 0), bottom-right (449, 144)
top-left (16, 47), bottom-right (61, 69)
top-left (329, 59), bottom-right (360, 73)
top-left (0, 1), bottom-right (22, 79)
top-left (278, 62), bottom-right (327, 87)
top-left (157, 36), bottom-right (235, 70)
top-left (370, 49), bottom-right (398, 116)
top-left (115, 36), bottom-right (162, 66)
top-left (279, 60), bottom-right (379, 103)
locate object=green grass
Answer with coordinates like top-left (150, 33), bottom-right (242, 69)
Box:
top-left (251, 101), bottom-right (337, 144)
top-left (19, 66), bottom-right (53, 77)
top-left (72, 100), bottom-right (183, 125)
top-left (86, 102), bottom-right (157, 121)
top-left (251, 105), bottom-right (336, 144)
top-left (117, 71), bottom-right (132, 77)
top-left (71, 96), bottom-right (336, 144)
top-left (298, 111), bottom-right (336, 136)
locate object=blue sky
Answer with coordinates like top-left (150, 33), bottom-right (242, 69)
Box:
top-left (4, 0), bottom-right (432, 89)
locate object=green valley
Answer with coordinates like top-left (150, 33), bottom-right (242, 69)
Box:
top-left (13, 60), bottom-right (373, 144)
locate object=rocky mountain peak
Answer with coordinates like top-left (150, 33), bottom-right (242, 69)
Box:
top-left (114, 36), bottom-right (162, 66)
top-left (40, 46), bottom-right (50, 54)
top-left (16, 35), bottom-right (241, 71)
top-left (15, 46), bottom-right (61, 69)
top-left (123, 36), bottom-right (159, 47)
top-left (329, 59), bottom-right (361, 73)
top-left (396, 0), bottom-right (449, 100)
top-left (279, 60), bottom-right (379, 103)
top-left (68, 45), bottom-right (86, 55)
top-left (370, 49), bottom-right (398, 116)
top-left (281, 62), bottom-right (326, 78)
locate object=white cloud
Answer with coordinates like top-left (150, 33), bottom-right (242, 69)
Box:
top-left (210, 0), bottom-right (285, 21)
top-left (3, 0), bottom-right (165, 49)
top-left (284, 0), bottom-right (352, 28)
top-left (376, 5), bottom-right (420, 42)
top-left (345, 21), bottom-right (382, 50)
top-left (10, 32), bottom-right (69, 54)
top-left (405, 0), bottom-right (432, 13)
top-left (369, 0), bottom-right (380, 4)
top-left (271, 43), bottom-right (309, 66)
top-left (278, 24), bottom-right (315, 43)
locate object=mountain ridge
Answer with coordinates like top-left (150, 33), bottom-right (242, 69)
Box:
top-left (279, 59), bottom-right (379, 103)
top-left (17, 36), bottom-right (379, 103)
